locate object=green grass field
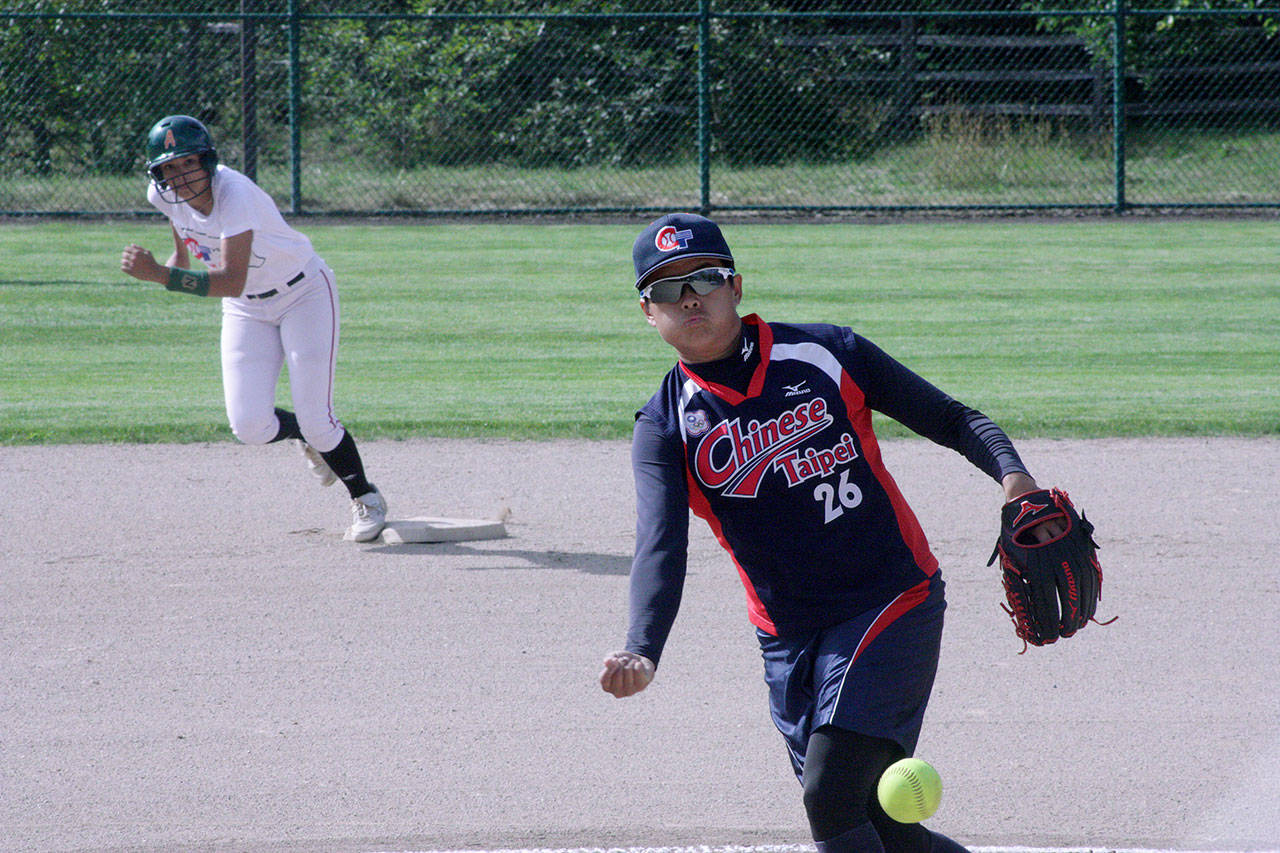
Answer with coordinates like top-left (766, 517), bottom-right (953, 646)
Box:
top-left (1, 219), bottom-right (1276, 444)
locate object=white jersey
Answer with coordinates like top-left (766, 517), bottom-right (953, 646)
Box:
top-left (147, 165), bottom-right (320, 298)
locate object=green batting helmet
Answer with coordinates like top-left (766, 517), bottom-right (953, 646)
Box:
top-left (144, 115), bottom-right (218, 184)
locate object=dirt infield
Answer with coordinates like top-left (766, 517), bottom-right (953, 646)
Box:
top-left (3, 437), bottom-right (1278, 852)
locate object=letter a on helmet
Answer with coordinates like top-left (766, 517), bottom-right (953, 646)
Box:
top-left (144, 115), bottom-right (219, 200)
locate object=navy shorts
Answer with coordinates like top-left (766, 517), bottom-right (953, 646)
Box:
top-left (756, 576), bottom-right (946, 780)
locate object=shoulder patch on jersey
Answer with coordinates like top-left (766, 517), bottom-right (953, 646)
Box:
top-left (683, 409), bottom-right (711, 436)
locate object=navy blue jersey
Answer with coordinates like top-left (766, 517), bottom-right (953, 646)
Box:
top-left (627, 315), bottom-right (1028, 664)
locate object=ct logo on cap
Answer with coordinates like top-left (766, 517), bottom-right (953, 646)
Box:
top-left (655, 225), bottom-right (694, 253)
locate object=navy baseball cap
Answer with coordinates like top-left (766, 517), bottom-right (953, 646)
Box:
top-left (633, 213), bottom-right (734, 291)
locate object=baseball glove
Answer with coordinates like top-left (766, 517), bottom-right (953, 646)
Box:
top-left (987, 487), bottom-right (1103, 650)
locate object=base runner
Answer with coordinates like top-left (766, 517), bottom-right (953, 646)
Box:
top-left (119, 114), bottom-right (386, 542)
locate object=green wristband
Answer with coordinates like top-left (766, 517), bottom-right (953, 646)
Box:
top-left (165, 267), bottom-right (211, 297)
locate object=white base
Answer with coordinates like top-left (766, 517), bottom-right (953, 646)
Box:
top-left (377, 517), bottom-right (508, 544)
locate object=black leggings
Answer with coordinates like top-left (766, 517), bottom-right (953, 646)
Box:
top-left (802, 725), bottom-right (933, 851)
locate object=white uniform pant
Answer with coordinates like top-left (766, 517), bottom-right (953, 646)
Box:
top-left (219, 263), bottom-right (345, 452)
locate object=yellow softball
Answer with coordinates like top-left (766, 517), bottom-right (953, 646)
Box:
top-left (877, 757), bottom-right (943, 823)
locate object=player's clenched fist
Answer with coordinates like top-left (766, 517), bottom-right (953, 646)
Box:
top-left (599, 651), bottom-right (655, 698)
top-left (121, 243), bottom-right (164, 283)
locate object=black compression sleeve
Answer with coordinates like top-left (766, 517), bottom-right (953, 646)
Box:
top-left (625, 414), bottom-right (691, 666)
top-left (953, 404), bottom-right (1029, 482)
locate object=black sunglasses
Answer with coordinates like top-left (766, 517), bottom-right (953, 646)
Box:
top-left (640, 267), bottom-right (735, 303)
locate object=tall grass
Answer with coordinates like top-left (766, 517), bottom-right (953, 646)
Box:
top-left (914, 112), bottom-right (1112, 194)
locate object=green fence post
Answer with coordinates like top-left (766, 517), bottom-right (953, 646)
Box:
top-left (288, 0), bottom-right (302, 214)
top-left (1112, 0), bottom-right (1127, 214)
top-left (240, 0), bottom-right (258, 182)
top-left (698, 0), bottom-right (711, 216)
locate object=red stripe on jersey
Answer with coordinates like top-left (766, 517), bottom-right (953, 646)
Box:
top-left (679, 361), bottom-right (745, 405)
top-left (685, 466), bottom-right (779, 635)
top-left (749, 316), bottom-right (772, 397)
top-left (851, 578), bottom-right (932, 662)
top-left (319, 266), bottom-right (341, 430)
top-left (837, 369), bottom-right (939, 578)
top-left (677, 316), bottom-right (779, 634)
top-left (677, 315), bottom-right (772, 404)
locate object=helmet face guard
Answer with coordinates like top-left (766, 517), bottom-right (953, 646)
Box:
top-left (145, 115), bottom-right (219, 204)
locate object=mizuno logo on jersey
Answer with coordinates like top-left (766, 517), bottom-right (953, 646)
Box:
top-left (693, 398), bottom-right (832, 498)
top-left (783, 381), bottom-right (810, 397)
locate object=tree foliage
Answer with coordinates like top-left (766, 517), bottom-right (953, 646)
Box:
top-left (3, 0), bottom-right (1279, 178)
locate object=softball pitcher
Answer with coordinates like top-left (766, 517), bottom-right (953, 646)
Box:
top-left (119, 114), bottom-right (386, 542)
top-left (601, 213), bottom-right (1073, 851)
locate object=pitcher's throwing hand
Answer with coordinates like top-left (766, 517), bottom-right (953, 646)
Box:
top-left (599, 651), bottom-right (654, 698)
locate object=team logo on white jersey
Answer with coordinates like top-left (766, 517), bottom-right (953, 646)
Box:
top-left (182, 235), bottom-right (213, 262)
top-left (693, 398), bottom-right (833, 498)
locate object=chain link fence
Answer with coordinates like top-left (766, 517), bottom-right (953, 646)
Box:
top-left (3, 0), bottom-right (1280, 217)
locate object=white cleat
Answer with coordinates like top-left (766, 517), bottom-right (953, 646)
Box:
top-left (346, 486), bottom-right (387, 542)
top-left (296, 440), bottom-right (337, 487)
